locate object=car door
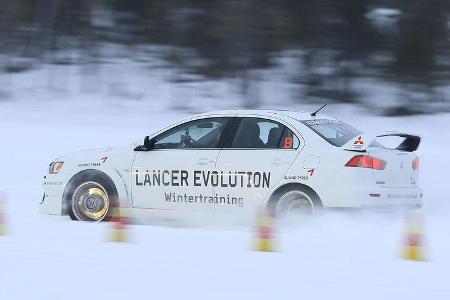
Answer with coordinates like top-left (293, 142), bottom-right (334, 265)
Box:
top-left (214, 117), bottom-right (301, 216)
top-left (132, 117), bottom-right (230, 211)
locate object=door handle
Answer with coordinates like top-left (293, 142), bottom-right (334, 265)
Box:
top-left (198, 158), bottom-right (214, 165)
top-left (273, 159), bottom-right (289, 166)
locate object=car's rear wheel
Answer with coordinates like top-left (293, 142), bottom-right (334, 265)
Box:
top-left (272, 186), bottom-right (321, 219)
top-left (71, 181), bottom-right (110, 222)
top-left (276, 190), bottom-right (315, 217)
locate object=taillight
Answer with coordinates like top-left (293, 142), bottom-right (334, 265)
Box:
top-left (412, 157), bottom-right (419, 170)
top-left (345, 155), bottom-right (386, 170)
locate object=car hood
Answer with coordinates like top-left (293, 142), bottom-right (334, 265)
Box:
top-left (53, 147), bottom-right (115, 162)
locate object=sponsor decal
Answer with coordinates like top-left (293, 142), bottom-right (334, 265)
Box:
top-left (43, 181), bottom-right (63, 186)
top-left (134, 170), bottom-right (271, 189)
top-left (134, 170), bottom-right (264, 208)
top-left (284, 175), bottom-right (308, 181)
top-left (164, 192), bottom-right (244, 207)
top-left (78, 157), bottom-right (108, 168)
top-left (78, 162), bottom-right (101, 167)
top-left (387, 194), bottom-right (418, 199)
top-left (285, 169), bottom-right (315, 180)
top-left (304, 119), bottom-right (343, 126)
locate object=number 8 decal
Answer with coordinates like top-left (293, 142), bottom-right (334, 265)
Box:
top-left (283, 137), bottom-right (293, 149)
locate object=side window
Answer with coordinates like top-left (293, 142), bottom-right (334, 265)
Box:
top-left (231, 118), bottom-right (299, 149)
top-left (153, 118), bottom-right (228, 149)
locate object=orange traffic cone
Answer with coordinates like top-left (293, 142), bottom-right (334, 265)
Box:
top-left (253, 208), bottom-right (277, 252)
top-left (108, 204), bottom-right (129, 243)
top-left (0, 193), bottom-right (7, 236)
top-left (400, 213), bottom-right (426, 261)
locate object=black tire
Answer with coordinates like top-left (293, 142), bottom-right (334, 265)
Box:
top-left (65, 170), bottom-right (118, 222)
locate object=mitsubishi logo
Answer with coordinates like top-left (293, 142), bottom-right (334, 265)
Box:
top-left (354, 136), bottom-right (364, 145)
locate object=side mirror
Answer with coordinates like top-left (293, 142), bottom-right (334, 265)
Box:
top-left (134, 136), bottom-right (154, 151)
top-left (144, 136), bottom-right (155, 149)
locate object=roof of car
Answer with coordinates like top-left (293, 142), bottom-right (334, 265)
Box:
top-left (194, 109), bottom-right (333, 122)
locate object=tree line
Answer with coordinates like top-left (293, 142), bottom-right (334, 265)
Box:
top-left (1, 0), bottom-right (449, 114)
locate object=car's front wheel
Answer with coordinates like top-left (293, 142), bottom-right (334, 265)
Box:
top-left (71, 181), bottom-right (110, 222)
top-left (66, 171), bottom-right (118, 222)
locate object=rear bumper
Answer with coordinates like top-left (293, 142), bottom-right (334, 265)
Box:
top-left (319, 186), bottom-right (423, 208)
top-left (360, 187), bottom-right (423, 208)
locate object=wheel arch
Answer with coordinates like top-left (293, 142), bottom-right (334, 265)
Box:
top-left (266, 182), bottom-right (322, 210)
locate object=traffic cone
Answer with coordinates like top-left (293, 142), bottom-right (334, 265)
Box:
top-left (253, 208), bottom-right (277, 252)
top-left (108, 204), bottom-right (129, 243)
top-left (0, 193), bottom-right (7, 236)
top-left (400, 213), bottom-right (426, 261)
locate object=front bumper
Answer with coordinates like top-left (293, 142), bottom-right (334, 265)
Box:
top-left (39, 175), bottom-right (68, 216)
top-left (39, 194), bottom-right (63, 215)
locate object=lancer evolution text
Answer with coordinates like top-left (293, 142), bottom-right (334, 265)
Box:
top-left (134, 169), bottom-right (271, 188)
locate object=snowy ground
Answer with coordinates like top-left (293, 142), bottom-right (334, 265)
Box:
top-left (1, 99), bottom-right (450, 300)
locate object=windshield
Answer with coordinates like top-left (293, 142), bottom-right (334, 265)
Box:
top-left (302, 119), bottom-right (363, 147)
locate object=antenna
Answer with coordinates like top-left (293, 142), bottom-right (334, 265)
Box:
top-left (311, 104), bottom-right (327, 117)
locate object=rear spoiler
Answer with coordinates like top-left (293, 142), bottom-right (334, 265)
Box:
top-left (341, 133), bottom-right (421, 152)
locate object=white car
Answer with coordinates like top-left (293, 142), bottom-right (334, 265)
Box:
top-left (40, 110), bottom-right (423, 222)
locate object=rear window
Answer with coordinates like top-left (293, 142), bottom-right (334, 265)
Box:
top-left (302, 119), bottom-right (362, 147)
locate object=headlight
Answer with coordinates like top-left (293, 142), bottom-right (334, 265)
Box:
top-left (49, 162), bottom-right (64, 174)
